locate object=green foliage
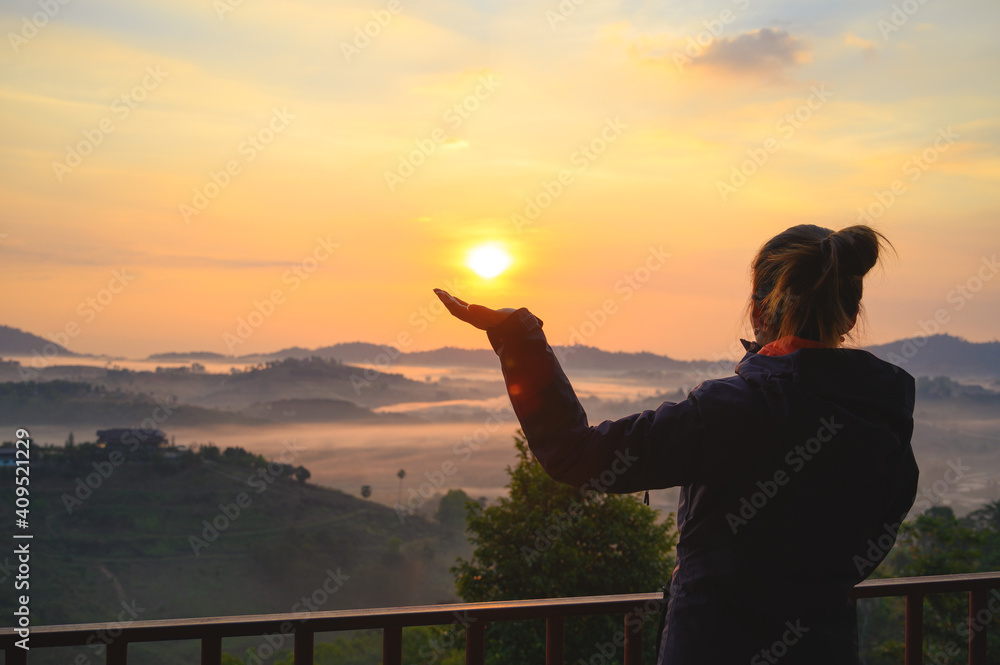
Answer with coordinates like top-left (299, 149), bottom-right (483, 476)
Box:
top-left (222, 627), bottom-right (464, 665)
top-left (859, 501), bottom-right (1000, 664)
top-left (200, 443), bottom-right (222, 461)
top-left (435, 488), bottom-right (471, 540)
top-left (453, 432), bottom-right (676, 664)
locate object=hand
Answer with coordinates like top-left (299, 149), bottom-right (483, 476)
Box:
top-left (434, 289), bottom-right (515, 330)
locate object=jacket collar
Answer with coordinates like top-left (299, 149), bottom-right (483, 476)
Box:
top-left (757, 335), bottom-right (832, 357)
top-left (739, 335), bottom-right (832, 357)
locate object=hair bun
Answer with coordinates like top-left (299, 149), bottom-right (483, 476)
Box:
top-left (829, 226), bottom-right (880, 278)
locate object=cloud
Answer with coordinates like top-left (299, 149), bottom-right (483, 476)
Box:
top-left (697, 28), bottom-right (811, 78)
top-left (843, 32), bottom-right (878, 60)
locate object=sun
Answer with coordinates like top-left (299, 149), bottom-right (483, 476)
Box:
top-left (466, 243), bottom-right (512, 279)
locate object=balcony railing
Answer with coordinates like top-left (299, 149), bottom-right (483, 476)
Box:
top-left (3, 571), bottom-right (999, 665)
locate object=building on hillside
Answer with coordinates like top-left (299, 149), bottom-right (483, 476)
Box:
top-left (96, 427), bottom-right (168, 449)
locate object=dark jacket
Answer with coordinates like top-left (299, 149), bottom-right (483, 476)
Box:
top-left (486, 308), bottom-right (919, 665)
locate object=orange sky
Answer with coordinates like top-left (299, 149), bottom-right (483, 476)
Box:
top-left (2, 0), bottom-right (998, 360)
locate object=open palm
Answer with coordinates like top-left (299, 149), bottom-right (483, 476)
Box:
top-left (434, 289), bottom-right (515, 330)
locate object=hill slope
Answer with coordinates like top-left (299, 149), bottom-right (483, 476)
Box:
top-left (0, 324), bottom-right (78, 356)
top-left (866, 334), bottom-right (1000, 380)
top-left (0, 452), bottom-right (468, 627)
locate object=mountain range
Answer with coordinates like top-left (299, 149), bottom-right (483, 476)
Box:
top-left (2, 324), bottom-right (998, 380)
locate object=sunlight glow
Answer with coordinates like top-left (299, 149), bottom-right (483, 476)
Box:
top-left (467, 244), bottom-right (512, 279)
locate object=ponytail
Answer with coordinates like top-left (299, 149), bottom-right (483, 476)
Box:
top-left (750, 224), bottom-right (893, 347)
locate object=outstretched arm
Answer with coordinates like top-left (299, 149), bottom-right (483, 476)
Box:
top-left (434, 289), bottom-right (706, 492)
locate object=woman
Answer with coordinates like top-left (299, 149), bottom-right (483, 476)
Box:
top-left (435, 224), bottom-right (919, 664)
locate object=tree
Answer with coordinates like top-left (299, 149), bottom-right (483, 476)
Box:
top-left (361, 485), bottom-right (372, 499)
top-left (435, 489), bottom-right (471, 540)
top-left (453, 432), bottom-right (676, 664)
top-left (859, 504), bottom-right (1000, 664)
top-left (396, 469), bottom-right (406, 505)
top-left (294, 466), bottom-right (311, 484)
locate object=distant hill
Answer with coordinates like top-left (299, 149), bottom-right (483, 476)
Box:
top-left (230, 335), bottom-right (1000, 378)
top-left (865, 334), bottom-right (1000, 381)
top-left (235, 343), bottom-right (498, 367)
top-left (236, 342), bottom-right (693, 371)
top-left (0, 378), bottom-right (414, 426)
top-left (0, 324), bottom-right (79, 357)
top-left (243, 397), bottom-right (416, 423)
top-left (0, 380), bottom-right (259, 426)
top-left (555, 345), bottom-right (693, 371)
top-left (147, 350), bottom-right (230, 361)
top-left (0, 356), bottom-right (453, 413)
top-left (7, 322), bottom-right (999, 382)
top-left (915, 375), bottom-right (1000, 401)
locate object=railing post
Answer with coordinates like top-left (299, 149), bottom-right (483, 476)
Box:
top-left (466, 620), bottom-right (485, 665)
top-left (383, 625), bottom-right (403, 665)
top-left (294, 630), bottom-right (315, 665)
top-left (969, 589), bottom-right (987, 665)
top-left (546, 616), bottom-right (564, 665)
top-left (107, 637), bottom-right (128, 665)
top-left (6, 646), bottom-right (28, 665)
top-left (905, 593), bottom-right (923, 665)
top-left (624, 609), bottom-right (642, 665)
top-left (200, 635), bottom-right (222, 665)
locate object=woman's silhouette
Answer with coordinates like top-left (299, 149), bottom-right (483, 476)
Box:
top-left (436, 224), bottom-right (918, 664)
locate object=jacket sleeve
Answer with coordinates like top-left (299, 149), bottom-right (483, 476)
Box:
top-left (486, 308), bottom-right (706, 493)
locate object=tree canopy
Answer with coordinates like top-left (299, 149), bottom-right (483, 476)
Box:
top-left (452, 432), bottom-right (676, 664)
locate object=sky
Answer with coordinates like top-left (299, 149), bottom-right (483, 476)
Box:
top-left (2, 0), bottom-right (998, 361)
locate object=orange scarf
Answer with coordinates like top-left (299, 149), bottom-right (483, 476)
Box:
top-left (757, 335), bottom-right (832, 357)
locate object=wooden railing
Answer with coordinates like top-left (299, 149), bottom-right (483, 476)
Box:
top-left (3, 571), bottom-right (998, 665)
